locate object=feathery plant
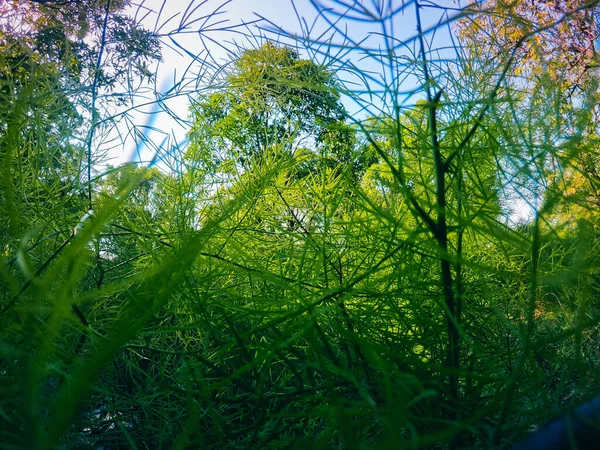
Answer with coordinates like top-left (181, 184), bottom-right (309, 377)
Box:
top-left (2, 0), bottom-right (600, 449)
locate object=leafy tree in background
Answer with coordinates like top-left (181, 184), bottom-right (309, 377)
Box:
top-left (457, 0), bottom-right (600, 232)
top-left (0, 0), bottom-right (162, 245)
top-left (457, 0), bottom-right (600, 224)
top-left (187, 41), bottom-right (356, 173)
top-left (0, 0), bottom-right (163, 296)
top-left (457, 0), bottom-right (600, 93)
top-left (0, 0), bottom-right (161, 94)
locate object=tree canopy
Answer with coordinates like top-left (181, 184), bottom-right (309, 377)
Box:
top-left (187, 42), bottom-right (356, 172)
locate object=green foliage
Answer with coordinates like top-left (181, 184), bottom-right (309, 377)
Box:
top-left (187, 42), bottom-right (355, 172)
top-left (0, 0), bottom-right (162, 92)
top-left (2, 1), bottom-right (600, 449)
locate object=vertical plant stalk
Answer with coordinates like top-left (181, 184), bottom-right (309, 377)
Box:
top-left (430, 90), bottom-right (460, 425)
top-left (455, 167), bottom-right (464, 336)
top-left (415, 0), bottom-right (461, 434)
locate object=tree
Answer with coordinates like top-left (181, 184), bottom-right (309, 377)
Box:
top-left (187, 42), bottom-right (355, 171)
top-left (457, 0), bottom-right (600, 95)
top-left (0, 0), bottom-right (163, 292)
top-left (457, 0), bottom-right (600, 224)
top-left (0, 0), bottom-right (161, 95)
top-left (0, 0), bottom-right (162, 242)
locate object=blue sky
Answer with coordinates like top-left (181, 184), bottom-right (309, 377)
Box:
top-left (110, 0), bottom-right (462, 167)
